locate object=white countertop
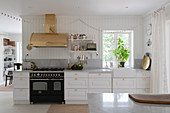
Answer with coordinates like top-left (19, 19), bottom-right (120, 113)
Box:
top-left (88, 93), bottom-right (170, 113)
top-left (14, 68), bottom-right (149, 73)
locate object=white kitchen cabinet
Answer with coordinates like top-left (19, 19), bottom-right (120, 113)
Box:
top-left (113, 68), bottom-right (136, 77)
top-left (89, 89), bottom-right (112, 93)
top-left (65, 77), bottom-right (88, 88)
top-left (113, 89), bottom-right (136, 93)
top-left (13, 77), bottom-right (29, 88)
top-left (64, 71), bottom-right (88, 104)
top-left (136, 78), bottom-right (150, 88)
top-left (13, 89), bottom-right (29, 100)
top-left (65, 89), bottom-right (88, 100)
top-left (89, 78), bottom-right (111, 88)
top-left (136, 71), bottom-right (151, 77)
top-left (136, 89), bottom-right (150, 93)
top-left (65, 72), bottom-right (88, 77)
top-left (89, 73), bottom-right (112, 78)
top-left (13, 71), bottom-right (30, 104)
top-left (113, 78), bottom-right (136, 89)
top-left (14, 72), bottom-right (29, 77)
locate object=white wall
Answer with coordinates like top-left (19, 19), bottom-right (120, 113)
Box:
top-left (7, 33), bottom-right (22, 43)
top-left (22, 15), bottom-right (144, 60)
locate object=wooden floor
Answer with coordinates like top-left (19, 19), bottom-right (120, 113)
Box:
top-left (47, 104), bottom-right (89, 113)
top-left (0, 84), bottom-right (13, 91)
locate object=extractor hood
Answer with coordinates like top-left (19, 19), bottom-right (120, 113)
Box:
top-left (28, 14), bottom-right (68, 49)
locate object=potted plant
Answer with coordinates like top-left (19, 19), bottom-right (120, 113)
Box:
top-left (113, 38), bottom-right (130, 67)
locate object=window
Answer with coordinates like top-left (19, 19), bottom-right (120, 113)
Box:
top-left (102, 30), bottom-right (134, 68)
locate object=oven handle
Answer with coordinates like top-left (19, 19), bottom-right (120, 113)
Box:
top-left (30, 79), bottom-right (64, 80)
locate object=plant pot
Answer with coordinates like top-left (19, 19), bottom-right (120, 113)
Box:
top-left (120, 62), bottom-right (125, 67)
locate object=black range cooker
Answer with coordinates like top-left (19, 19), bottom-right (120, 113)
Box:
top-left (30, 68), bottom-right (65, 104)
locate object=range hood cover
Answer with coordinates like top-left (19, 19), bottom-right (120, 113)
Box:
top-left (30, 33), bottom-right (68, 47)
top-left (29, 14), bottom-right (68, 48)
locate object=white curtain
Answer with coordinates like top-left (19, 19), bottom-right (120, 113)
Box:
top-left (151, 8), bottom-right (169, 94)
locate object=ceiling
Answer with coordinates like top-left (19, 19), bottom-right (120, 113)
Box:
top-left (0, 0), bottom-right (168, 33)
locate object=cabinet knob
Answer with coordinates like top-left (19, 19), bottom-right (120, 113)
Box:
top-left (122, 78), bottom-right (125, 80)
top-left (20, 89), bottom-right (23, 92)
top-left (142, 73), bottom-right (146, 76)
top-left (98, 73), bottom-right (101, 76)
top-left (75, 73), bottom-right (77, 75)
top-left (75, 78), bottom-right (78, 80)
top-left (74, 89), bottom-right (78, 91)
top-left (143, 78), bottom-right (147, 80)
top-left (20, 73), bottom-right (23, 76)
top-left (20, 78), bottom-right (23, 80)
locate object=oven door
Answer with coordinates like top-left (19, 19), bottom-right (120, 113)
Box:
top-left (51, 79), bottom-right (64, 100)
top-left (30, 79), bottom-right (51, 96)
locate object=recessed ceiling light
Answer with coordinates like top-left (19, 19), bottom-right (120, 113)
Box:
top-left (125, 6), bottom-right (129, 8)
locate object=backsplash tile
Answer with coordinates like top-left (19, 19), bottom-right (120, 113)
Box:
top-left (134, 59), bottom-right (143, 69)
top-left (23, 59), bottom-right (102, 69)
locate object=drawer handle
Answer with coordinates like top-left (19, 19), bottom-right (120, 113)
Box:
top-left (98, 73), bottom-right (101, 76)
top-left (20, 73), bottom-right (23, 76)
top-left (20, 78), bottom-right (23, 80)
top-left (74, 89), bottom-right (78, 91)
top-left (122, 78), bottom-right (125, 80)
top-left (143, 89), bottom-right (146, 92)
top-left (75, 73), bottom-right (77, 75)
top-left (142, 73), bottom-right (146, 76)
top-left (20, 89), bottom-right (23, 92)
top-left (143, 78), bottom-right (147, 80)
top-left (75, 78), bottom-right (78, 80)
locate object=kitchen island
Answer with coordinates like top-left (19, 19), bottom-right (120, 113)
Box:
top-left (88, 93), bottom-right (170, 113)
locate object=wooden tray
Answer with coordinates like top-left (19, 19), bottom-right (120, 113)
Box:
top-left (129, 94), bottom-right (170, 104)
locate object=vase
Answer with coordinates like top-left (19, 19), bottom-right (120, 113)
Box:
top-left (120, 62), bottom-right (125, 67)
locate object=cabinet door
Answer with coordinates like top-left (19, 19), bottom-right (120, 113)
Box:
top-left (113, 78), bottom-right (136, 89)
top-left (136, 72), bottom-right (151, 77)
top-left (65, 89), bottom-right (88, 100)
top-left (65, 78), bottom-right (88, 88)
top-left (14, 77), bottom-right (29, 88)
top-left (89, 78), bottom-right (111, 88)
top-left (136, 89), bottom-right (150, 94)
top-left (136, 78), bottom-right (150, 88)
top-left (89, 89), bottom-right (112, 93)
top-left (113, 69), bottom-right (136, 77)
top-left (113, 89), bottom-right (136, 93)
top-left (89, 73), bottom-right (112, 78)
top-left (65, 72), bottom-right (88, 78)
top-left (13, 89), bottom-right (29, 100)
top-left (14, 72), bottom-right (29, 78)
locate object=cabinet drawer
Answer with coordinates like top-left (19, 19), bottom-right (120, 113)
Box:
top-left (14, 72), bottom-right (29, 78)
top-left (136, 89), bottom-right (150, 93)
top-left (65, 78), bottom-right (88, 88)
top-left (113, 69), bottom-right (136, 77)
top-left (65, 72), bottom-right (88, 78)
top-left (89, 89), bottom-right (112, 93)
top-left (14, 77), bottom-right (29, 88)
top-left (13, 89), bottom-right (29, 100)
top-left (113, 89), bottom-right (136, 93)
top-left (136, 78), bottom-right (150, 88)
top-left (89, 73), bottom-right (112, 78)
top-left (113, 78), bottom-right (136, 89)
top-left (65, 89), bottom-right (88, 100)
top-left (89, 78), bottom-right (111, 88)
top-left (137, 72), bottom-right (151, 77)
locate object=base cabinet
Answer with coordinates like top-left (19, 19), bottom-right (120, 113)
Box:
top-left (65, 89), bottom-right (88, 100)
top-left (13, 71), bottom-right (30, 104)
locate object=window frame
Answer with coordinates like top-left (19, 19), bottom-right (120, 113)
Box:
top-left (102, 30), bottom-right (134, 68)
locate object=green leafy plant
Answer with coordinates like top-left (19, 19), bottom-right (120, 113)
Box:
top-left (113, 38), bottom-right (130, 62)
